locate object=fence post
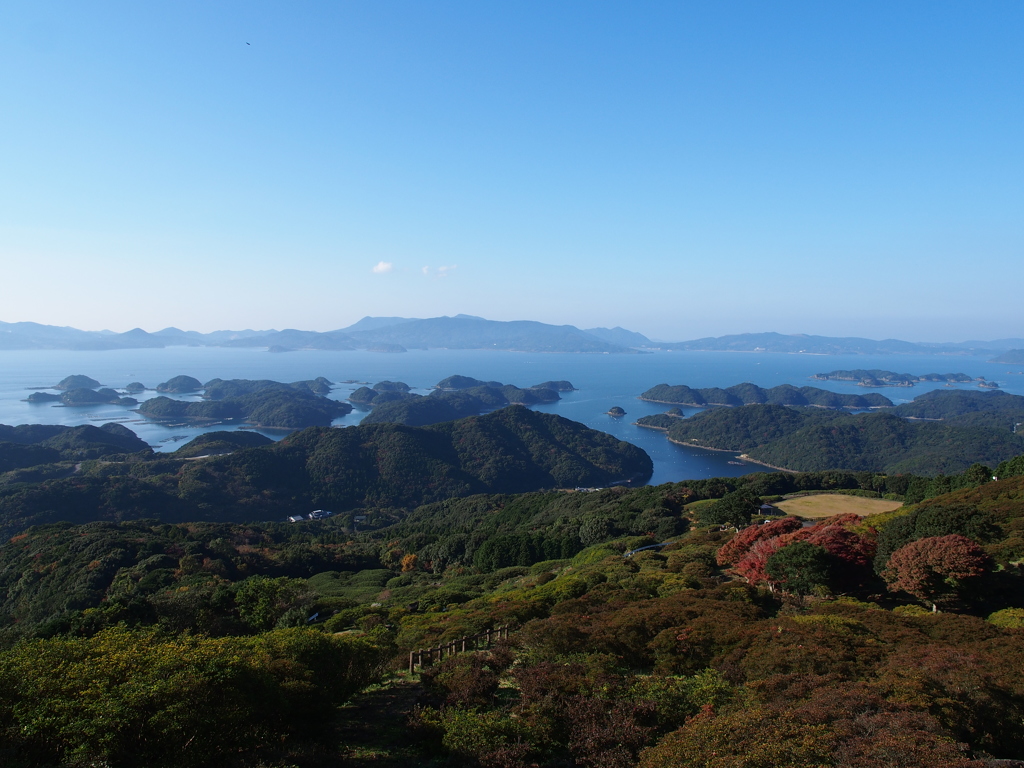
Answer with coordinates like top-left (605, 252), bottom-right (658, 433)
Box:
top-left (409, 650), bottom-right (415, 674)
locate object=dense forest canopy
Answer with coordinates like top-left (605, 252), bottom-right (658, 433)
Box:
top-left (639, 387), bottom-right (1024, 476)
top-left (357, 374), bottom-right (567, 426)
top-left (0, 407), bottom-right (652, 538)
top-left (811, 369), bottom-right (974, 386)
top-left (640, 382), bottom-right (893, 409)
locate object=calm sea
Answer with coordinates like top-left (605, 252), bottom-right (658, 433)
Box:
top-left (1, 347), bottom-right (1020, 485)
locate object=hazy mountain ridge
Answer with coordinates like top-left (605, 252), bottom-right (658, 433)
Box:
top-left (2, 318), bottom-right (1022, 356)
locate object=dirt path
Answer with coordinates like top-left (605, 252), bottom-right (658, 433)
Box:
top-left (333, 680), bottom-right (430, 767)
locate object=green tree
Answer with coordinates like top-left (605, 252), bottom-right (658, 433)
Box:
top-left (234, 575), bottom-right (314, 630)
top-left (765, 541), bottom-right (831, 595)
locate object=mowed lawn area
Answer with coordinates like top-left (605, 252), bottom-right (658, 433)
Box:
top-left (775, 494), bottom-right (904, 519)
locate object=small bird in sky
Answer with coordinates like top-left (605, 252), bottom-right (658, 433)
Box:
top-left (246, 42), bottom-right (250, 45)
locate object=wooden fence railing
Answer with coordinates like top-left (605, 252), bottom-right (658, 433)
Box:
top-left (408, 625), bottom-right (511, 674)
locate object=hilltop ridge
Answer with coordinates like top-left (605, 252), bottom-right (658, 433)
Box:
top-left (4, 317), bottom-right (1023, 356)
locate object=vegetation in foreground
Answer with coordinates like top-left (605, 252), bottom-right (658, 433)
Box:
top-left (1, 451), bottom-right (1023, 766)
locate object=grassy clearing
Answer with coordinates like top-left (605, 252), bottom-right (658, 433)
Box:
top-left (775, 494), bottom-right (904, 519)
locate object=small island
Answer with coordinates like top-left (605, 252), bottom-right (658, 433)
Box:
top-left (29, 378), bottom-right (137, 406)
top-left (348, 381), bottom-right (415, 406)
top-left (607, 406), bottom-right (626, 416)
top-left (55, 375), bottom-right (102, 390)
top-left (534, 380), bottom-right (576, 392)
top-left (156, 375), bottom-right (203, 393)
top-left (61, 388), bottom-right (137, 406)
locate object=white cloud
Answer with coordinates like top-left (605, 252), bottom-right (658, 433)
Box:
top-left (423, 264), bottom-right (458, 278)
top-left (372, 261), bottom-right (394, 274)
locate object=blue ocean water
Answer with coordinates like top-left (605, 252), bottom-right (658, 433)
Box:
top-left (1, 347), bottom-right (1020, 485)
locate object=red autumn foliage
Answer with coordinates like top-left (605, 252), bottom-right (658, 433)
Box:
top-left (883, 534), bottom-right (991, 605)
top-left (726, 510), bottom-right (877, 590)
top-left (812, 512), bottom-right (865, 530)
top-left (805, 525), bottom-right (876, 568)
top-left (732, 535), bottom-right (787, 585)
top-left (716, 517), bottom-right (803, 566)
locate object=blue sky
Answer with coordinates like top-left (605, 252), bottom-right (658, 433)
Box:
top-left (1, 2), bottom-right (1021, 341)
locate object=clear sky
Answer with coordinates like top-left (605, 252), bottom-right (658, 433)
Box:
top-left (1, 2), bottom-right (1022, 342)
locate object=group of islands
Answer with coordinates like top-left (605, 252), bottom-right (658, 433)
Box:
top-left (20, 367), bottom-right (1024, 480)
top-left (25, 373), bottom-right (579, 430)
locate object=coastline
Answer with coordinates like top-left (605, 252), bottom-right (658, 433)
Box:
top-left (667, 436), bottom-right (797, 473)
top-left (638, 397), bottom-right (892, 411)
top-left (634, 422), bottom-right (670, 432)
top-left (638, 397), bottom-right (723, 407)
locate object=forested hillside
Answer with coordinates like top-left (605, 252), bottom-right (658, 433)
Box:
top-left (2, 455), bottom-right (1024, 766)
top-left (0, 406), bottom-right (652, 537)
top-left (657, 389), bottom-right (1024, 475)
top-left (640, 382), bottom-right (893, 408)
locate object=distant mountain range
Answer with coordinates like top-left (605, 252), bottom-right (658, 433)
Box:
top-left (1, 317), bottom-right (1021, 358)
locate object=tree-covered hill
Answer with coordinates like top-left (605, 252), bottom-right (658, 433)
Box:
top-left (359, 375), bottom-right (563, 426)
top-left (201, 376), bottom-right (333, 399)
top-left (746, 412), bottom-right (1024, 475)
top-left (656, 389), bottom-right (1024, 475)
top-left (155, 374), bottom-right (203, 393)
top-left (0, 407), bottom-right (652, 537)
top-left (171, 430), bottom-right (273, 458)
top-left (0, 423), bottom-right (151, 470)
top-left (138, 387), bottom-right (352, 428)
top-left (641, 382), bottom-right (892, 408)
top-left (891, 389), bottom-right (1024, 430)
top-left (811, 369), bottom-right (973, 386)
top-left (667, 404), bottom-right (843, 452)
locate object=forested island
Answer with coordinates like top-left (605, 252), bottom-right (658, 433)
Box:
top-left (811, 369), bottom-right (974, 387)
top-left (640, 382), bottom-right (893, 409)
top-left (137, 376), bottom-right (351, 428)
top-left (26, 375), bottom-right (140, 407)
top-left (353, 375), bottom-right (570, 427)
